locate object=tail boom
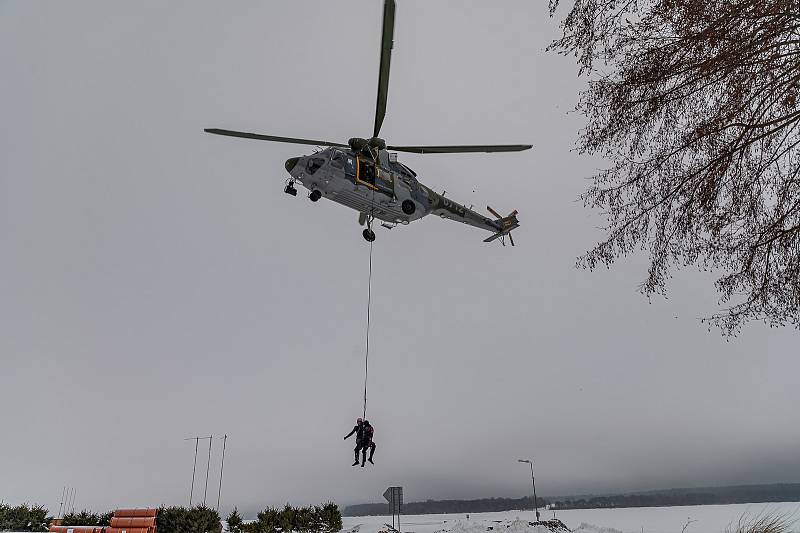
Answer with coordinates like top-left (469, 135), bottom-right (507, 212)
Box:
top-left (422, 187), bottom-right (519, 245)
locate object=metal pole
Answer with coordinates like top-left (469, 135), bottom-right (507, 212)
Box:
top-left (189, 437), bottom-right (199, 506)
top-left (203, 435), bottom-right (213, 506)
top-left (530, 462), bottom-right (540, 522)
top-left (216, 435), bottom-right (227, 511)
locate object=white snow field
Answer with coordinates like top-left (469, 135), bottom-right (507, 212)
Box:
top-left (342, 503), bottom-right (800, 533)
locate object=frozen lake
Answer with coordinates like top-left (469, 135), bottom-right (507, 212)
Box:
top-left (342, 502), bottom-right (800, 533)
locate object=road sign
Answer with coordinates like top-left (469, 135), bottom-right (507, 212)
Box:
top-left (383, 486), bottom-right (403, 513)
top-left (383, 486), bottom-right (403, 531)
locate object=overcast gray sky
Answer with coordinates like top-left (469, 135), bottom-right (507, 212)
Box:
top-left (1, 0), bottom-right (798, 520)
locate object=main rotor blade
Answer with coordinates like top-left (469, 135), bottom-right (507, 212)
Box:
top-left (373, 0), bottom-right (396, 138)
top-left (387, 144), bottom-right (532, 154)
top-left (204, 128), bottom-right (348, 148)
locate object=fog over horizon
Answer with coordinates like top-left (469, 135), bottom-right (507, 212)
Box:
top-left (1, 0), bottom-right (798, 518)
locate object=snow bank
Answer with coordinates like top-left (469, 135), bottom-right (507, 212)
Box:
top-left (572, 523), bottom-right (625, 533)
top-left (441, 519), bottom-right (621, 533)
top-left (435, 518), bottom-right (569, 533)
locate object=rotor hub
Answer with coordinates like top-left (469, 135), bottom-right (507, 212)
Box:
top-left (349, 137), bottom-right (369, 151)
top-left (368, 137), bottom-right (386, 150)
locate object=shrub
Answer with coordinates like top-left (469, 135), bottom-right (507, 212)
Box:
top-left (729, 511), bottom-right (796, 533)
top-left (226, 507), bottom-right (243, 533)
top-left (61, 510), bottom-right (113, 526)
top-left (320, 503), bottom-right (342, 533)
top-left (0, 503), bottom-right (50, 532)
top-left (244, 503), bottom-right (341, 533)
top-left (158, 505), bottom-right (222, 533)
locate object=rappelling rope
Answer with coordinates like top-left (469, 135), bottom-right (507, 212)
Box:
top-left (362, 180), bottom-right (377, 420)
top-left (361, 154), bottom-right (382, 420)
top-left (362, 239), bottom-right (373, 420)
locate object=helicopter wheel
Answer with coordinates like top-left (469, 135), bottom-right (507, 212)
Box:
top-left (362, 228), bottom-right (376, 242)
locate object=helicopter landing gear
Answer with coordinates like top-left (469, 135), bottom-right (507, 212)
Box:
top-left (284, 179), bottom-right (297, 196)
top-left (309, 189), bottom-right (322, 202)
top-left (361, 214), bottom-right (376, 242)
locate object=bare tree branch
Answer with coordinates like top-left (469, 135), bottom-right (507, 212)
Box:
top-left (550, 0), bottom-right (800, 333)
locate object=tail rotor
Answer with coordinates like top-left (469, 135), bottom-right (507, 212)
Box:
top-left (483, 206), bottom-right (519, 246)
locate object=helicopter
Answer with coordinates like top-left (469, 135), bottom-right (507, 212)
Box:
top-left (205, 0), bottom-right (531, 245)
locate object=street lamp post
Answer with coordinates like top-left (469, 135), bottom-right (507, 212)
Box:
top-left (517, 459), bottom-right (540, 522)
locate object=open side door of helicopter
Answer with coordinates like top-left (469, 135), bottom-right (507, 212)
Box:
top-left (356, 157), bottom-right (394, 197)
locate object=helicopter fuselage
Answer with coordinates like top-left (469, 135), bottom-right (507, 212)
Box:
top-left (207, 0), bottom-right (527, 244)
top-left (286, 147), bottom-right (503, 234)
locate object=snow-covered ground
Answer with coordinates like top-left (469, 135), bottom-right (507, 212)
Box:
top-left (342, 502), bottom-right (800, 533)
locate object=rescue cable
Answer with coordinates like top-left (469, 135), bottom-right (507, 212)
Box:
top-left (362, 178), bottom-right (378, 420)
top-left (362, 239), bottom-right (373, 420)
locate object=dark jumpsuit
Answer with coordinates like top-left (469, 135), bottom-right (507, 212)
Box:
top-left (344, 422), bottom-right (366, 463)
top-left (361, 423), bottom-right (376, 465)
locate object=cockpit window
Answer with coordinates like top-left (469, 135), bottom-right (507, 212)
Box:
top-left (306, 157), bottom-right (325, 174)
top-left (331, 151), bottom-right (345, 169)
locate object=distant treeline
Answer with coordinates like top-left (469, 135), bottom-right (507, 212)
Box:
top-left (343, 483), bottom-right (800, 516)
top-left (551, 483), bottom-right (800, 509)
top-left (343, 496), bottom-right (546, 517)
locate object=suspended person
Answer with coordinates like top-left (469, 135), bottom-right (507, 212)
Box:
top-left (344, 417), bottom-right (366, 466)
top-left (360, 420), bottom-right (376, 466)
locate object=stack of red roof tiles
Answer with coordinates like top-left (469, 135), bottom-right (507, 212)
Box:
top-left (50, 508), bottom-right (158, 533)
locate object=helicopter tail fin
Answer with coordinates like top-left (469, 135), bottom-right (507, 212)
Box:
top-left (483, 206), bottom-right (519, 246)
